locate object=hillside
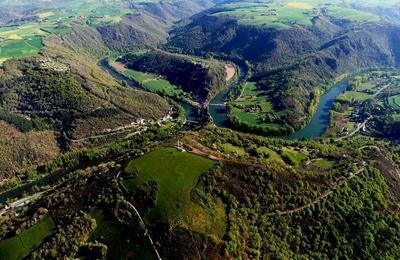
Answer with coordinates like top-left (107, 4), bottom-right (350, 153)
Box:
top-left (1, 1), bottom-right (400, 259)
top-left (0, 23), bottom-right (171, 177)
top-left (167, 1), bottom-right (400, 130)
top-left (1, 126), bottom-right (399, 259)
top-left (118, 50), bottom-right (228, 103)
top-left (97, 0), bottom-right (214, 51)
top-left (0, 121), bottom-right (59, 180)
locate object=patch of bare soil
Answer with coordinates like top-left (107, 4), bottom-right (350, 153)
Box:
top-left (225, 64), bottom-right (235, 81)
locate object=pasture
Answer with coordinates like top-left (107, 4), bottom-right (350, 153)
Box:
top-left (123, 147), bottom-right (225, 236)
top-left (256, 146), bottom-right (284, 162)
top-left (229, 81), bottom-right (284, 131)
top-left (0, 37), bottom-right (43, 65)
top-left (221, 143), bottom-right (246, 156)
top-left (0, 215), bottom-right (55, 259)
top-left (311, 159), bottom-right (336, 169)
top-left (282, 147), bottom-right (308, 166)
top-left (0, 0), bottom-right (135, 64)
top-left (212, 0), bottom-right (381, 29)
top-left (123, 68), bottom-right (186, 98)
top-left (388, 95), bottom-right (400, 110)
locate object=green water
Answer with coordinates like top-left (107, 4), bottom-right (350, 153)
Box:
top-left (283, 81), bottom-right (348, 140)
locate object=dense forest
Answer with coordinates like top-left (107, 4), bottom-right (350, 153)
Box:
top-left (119, 50), bottom-right (228, 103)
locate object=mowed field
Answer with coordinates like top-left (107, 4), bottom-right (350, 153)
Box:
top-left (123, 147), bottom-right (225, 237)
top-left (212, 0), bottom-right (381, 29)
top-left (122, 68), bottom-right (186, 98)
top-left (0, 215), bottom-right (55, 259)
top-left (0, 37), bottom-right (43, 65)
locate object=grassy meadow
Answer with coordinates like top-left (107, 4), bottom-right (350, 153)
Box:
top-left (0, 215), bottom-right (55, 260)
top-left (229, 81), bottom-right (285, 133)
top-left (212, 0), bottom-right (381, 29)
top-left (122, 68), bottom-right (186, 98)
top-left (123, 147), bottom-right (225, 237)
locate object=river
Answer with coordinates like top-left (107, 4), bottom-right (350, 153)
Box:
top-left (100, 58), bottom-right (348, 140)
top-left (283, 81), bottom-right (348, 140)
top-left (208, 65), bottom-right (247, 127)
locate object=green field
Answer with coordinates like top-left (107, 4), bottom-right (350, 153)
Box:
top-left (0, 215), bottom-right (55, 260)
top-left (123, 68), bottom-right (186, 98)
top-left (124, 147), bottom-right (224, 236)
top-left (221, 143), bottom-right (246, 156)
top-left (337, 91), bottom-right (373, 103)
top-left (212, 0), bottom-right (381, 29)
top-left (0, 0), bottom-right (136, 64)
top-left (229, 82), bottom-right (285, 132)
top-left (282, 147), bottom-right (308, 166)
top-left (388, 95), bottom-right (400, 110)
top-left (311, 159), bottom-right (336, 168)
top-left (231, 82), bottom-right (273, 116)
top-left (0, 37), bottom-right (43, 65)
top-left (256, 146), bottom-right (284, 162)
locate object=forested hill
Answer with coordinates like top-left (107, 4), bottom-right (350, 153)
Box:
top-left (166, 0), bottom-right (400, 129)
top-left (97, 0), bottom-right (215, 51)
top-left (118, 50), bottom-right (228, 103)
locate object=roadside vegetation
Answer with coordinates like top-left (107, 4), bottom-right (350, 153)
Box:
top-left (327, 70), bottom-right (400, 139)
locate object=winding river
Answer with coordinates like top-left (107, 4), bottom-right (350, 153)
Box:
top-left (208, 65), bottom-right (247, 127)
top-left (100, 59), bottom-right (348, 140)
top-left (283, 81), bottom-right (348, 140)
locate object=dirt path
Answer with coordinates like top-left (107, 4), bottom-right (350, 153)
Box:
top-left (267, 166), bottom-right (365, 216)
top-left (185, 140), bottom-right (225, 161)
top-left (116, 172), bottom-right (162, 260)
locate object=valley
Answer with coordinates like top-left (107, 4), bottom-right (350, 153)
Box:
top-left (1, 0), bottom-right (400, 259)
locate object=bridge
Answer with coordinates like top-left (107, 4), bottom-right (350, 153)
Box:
top-left (186, 120), bottom-right (199, 124)
top-left (208, 103), bottom-right (226, 107)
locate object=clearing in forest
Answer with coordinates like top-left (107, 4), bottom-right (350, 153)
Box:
top-left (123, 147), bottom-right (225, 237)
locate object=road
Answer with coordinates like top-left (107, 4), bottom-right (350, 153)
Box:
top-left (335, 84), bottom-right (390, 141)
top-left (335, 116), bottom-right (372, 142)
top-left (0, 189), bottom-right (49, 216)
top-left (115, 172), bottom-right (162, 260)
